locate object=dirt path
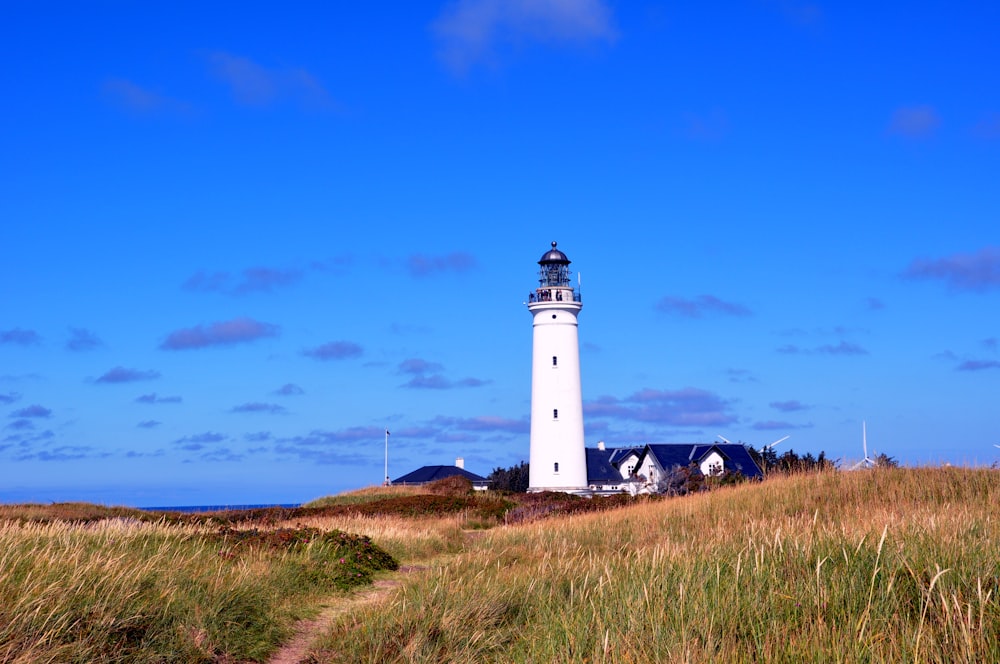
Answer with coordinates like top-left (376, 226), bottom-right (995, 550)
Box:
top-left (266, 566), bottom-right (423, 664)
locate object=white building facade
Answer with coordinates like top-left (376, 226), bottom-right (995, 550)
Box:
top-left (527, 242), bottom-right (589, 494)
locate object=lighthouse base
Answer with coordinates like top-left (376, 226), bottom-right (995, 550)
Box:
top-left (527, 486), bottom-right (593, 497)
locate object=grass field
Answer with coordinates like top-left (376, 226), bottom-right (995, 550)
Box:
top-left (2, 469), bottom-right (998, 662)
top-left (0, 512), bottom-right (401, 662)
top-left (312, 468), bottom-right (1000, 663)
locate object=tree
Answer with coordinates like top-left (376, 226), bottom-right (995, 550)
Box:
top-left (753, 447), bottom-right (834, 474)
top-left (488, 461), bottom-right (530, 492)
top-left (873, 453), bottom-right (899, 468)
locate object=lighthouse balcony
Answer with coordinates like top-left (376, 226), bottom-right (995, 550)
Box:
top-left (528, 288), bottom-right (581, 304)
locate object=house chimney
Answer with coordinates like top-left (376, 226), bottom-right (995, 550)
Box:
top-left (455, 457), bottom-right (464, 469)
top-left (597, 441), bottom-right (605, 451)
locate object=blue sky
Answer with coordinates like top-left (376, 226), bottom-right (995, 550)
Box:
top-left (2, 1), bottom-right (998, 506)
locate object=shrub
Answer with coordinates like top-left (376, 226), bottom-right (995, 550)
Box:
top-left (425, 475), bottom-right (474, 496)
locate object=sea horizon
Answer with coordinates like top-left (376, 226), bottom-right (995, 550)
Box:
top-left (139, 503), bottom-right (301, 513)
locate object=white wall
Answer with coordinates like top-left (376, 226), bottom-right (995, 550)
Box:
top-left (528, 294), bottom-right (588, 493)
top-left (700, 451), bottom-right (725, 476)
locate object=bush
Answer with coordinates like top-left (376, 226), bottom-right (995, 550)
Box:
top-left (426, 475), bottom-right (474, 496)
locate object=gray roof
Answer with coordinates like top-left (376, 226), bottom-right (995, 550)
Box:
top-left (391, 465), bottom-right (489, 485)
top-left (538, 241), bottom-right (571, 265)
top-left (586, 448), bottom-right (623, 483)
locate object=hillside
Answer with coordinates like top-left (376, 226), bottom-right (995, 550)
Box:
top-left (312, 468), bottom-right (1000, 663)
top-left (2, 468), bottom-right (998, 662)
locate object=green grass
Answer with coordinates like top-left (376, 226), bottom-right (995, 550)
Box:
top-left (0, 519), bottom-right (398, 662)
top-left (312, 468), bottom-right (1000, 663)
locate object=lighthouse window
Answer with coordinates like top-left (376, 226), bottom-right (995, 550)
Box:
top-left (552, 314), bottom-right (557, 319)
top-left (553, 409), bottom-right (558, 419)
top-left (552, 356), bottom-right (558, 367)
top-left (554, 462), bottom-right (559, 473)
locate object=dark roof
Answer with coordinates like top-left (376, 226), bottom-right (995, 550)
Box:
top-left (586, 448), bottom-right (623, 483)
top-left (709, 444), bottom-right (764, 478)
top-left (607, 447), bottom-right (643, 466)
top-left (391, 465), bottom-right (488, 485)
top-left (642, 443), bottom-right (763, 479)
top-left (644, 444), bottom-right (699, 470)
top-left (538, 241), bottom-right (571, 265)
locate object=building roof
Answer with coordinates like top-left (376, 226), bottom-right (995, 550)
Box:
top-left (640, 443), bottom-right (764, 479)
top-left (607, 447), bottom-right (643, 466)
top-left (586, 448), bottom-right (624, 483)
top-left (708, 444), bottom-right (764, 478)
top-left (391, 465), bottom-right (489, 485)
top-left (538, 241), bottom-right (571, 265)
top-left (643, 444), bottom-right (701, 471)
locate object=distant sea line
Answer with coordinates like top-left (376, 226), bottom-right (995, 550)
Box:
top-left (140, 504), bottom-right (300, 513)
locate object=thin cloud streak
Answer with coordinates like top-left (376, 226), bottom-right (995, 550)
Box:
top-left (102, 78), bottom-right (192, 115)
top-left (406, 252), bottom-right (478, 277)
top-left (957, 360), bottom-right (1000, 371)
top-left (817, 341), bottom-right (869, 356)
top-left (752, 420), bottom-right (811, 431)
top-left (433, 415), bottom-right (529, 434)
top-left (10, 405), bottom-right (51, 418)
top-left (96, 367), bottom-right (161, 384)
top-left (398, 358), bottom-right (444, 375)
top-left (656, 295), bottom-right (752, 318)
top-left (303, 341), bottom-right (363, 361)
top-left (585, 387), bottom-right (738, 427)
top-left (66, 328), bottom-right (104, 351)
top-left (397, 358), bottom-right (488, 389)
top-left (903, 246), bottom-right (1000, 292)
top-left (0, 392), bottom-right (20, 405)
top-left (183, 267), bottom-right (303, 295)
top-left (206, 52), bottom-right (333, 109)
top-left (778, 342), bottom-right (869, 356)
top-left (135, 393), bottom-right (182, 404)
top-left (770, 400), bottom-right (808, 412)
top-left (161, 317), bottom-right (279, 350)
top-left (0, 329), bottom-right (41, 346)
top-left (230, 402), bottom-right (287, 414)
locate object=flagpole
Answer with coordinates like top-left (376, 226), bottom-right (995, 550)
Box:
top-left (384, 429), bottom-right (389, 486)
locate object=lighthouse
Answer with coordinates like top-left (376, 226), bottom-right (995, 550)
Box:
top-left (527, 242), bottom-right (589, 494)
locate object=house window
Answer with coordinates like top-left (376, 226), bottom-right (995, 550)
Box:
top-left (553, 409), bottom-right (558, 419)
top-left (552, 356), bottom-right (558, 367)
top-left (627, 464), bottom-right (634, 476)
top-left (554, 462), bottom-right (559, 473)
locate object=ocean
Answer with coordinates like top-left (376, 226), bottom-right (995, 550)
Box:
top-left (139, 504), bottom-right (301, 513)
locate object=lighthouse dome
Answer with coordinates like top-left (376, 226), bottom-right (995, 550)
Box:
top-left (538, 241), bottom-right (571, 265)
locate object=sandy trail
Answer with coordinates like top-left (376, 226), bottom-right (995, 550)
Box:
top-left (266, 566), bottom-right (423, 664)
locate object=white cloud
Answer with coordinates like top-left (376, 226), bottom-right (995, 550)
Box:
top-left (102, 78), bottom-right (192, 115)
top-left (433, 0), bottom-right (617, 73)
top-left (206, 52), bottom-right (333, 109)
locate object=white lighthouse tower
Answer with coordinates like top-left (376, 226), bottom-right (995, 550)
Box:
top-left (527, 242), bottom-right (589, 494)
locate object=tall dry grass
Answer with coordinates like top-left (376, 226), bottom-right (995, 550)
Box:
top-left (314, 468), bottom-right (1000, 663)
top-left (0, 516), bottom-right (399, 663)
top-left (273, 512), bottom-right (469, 562)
